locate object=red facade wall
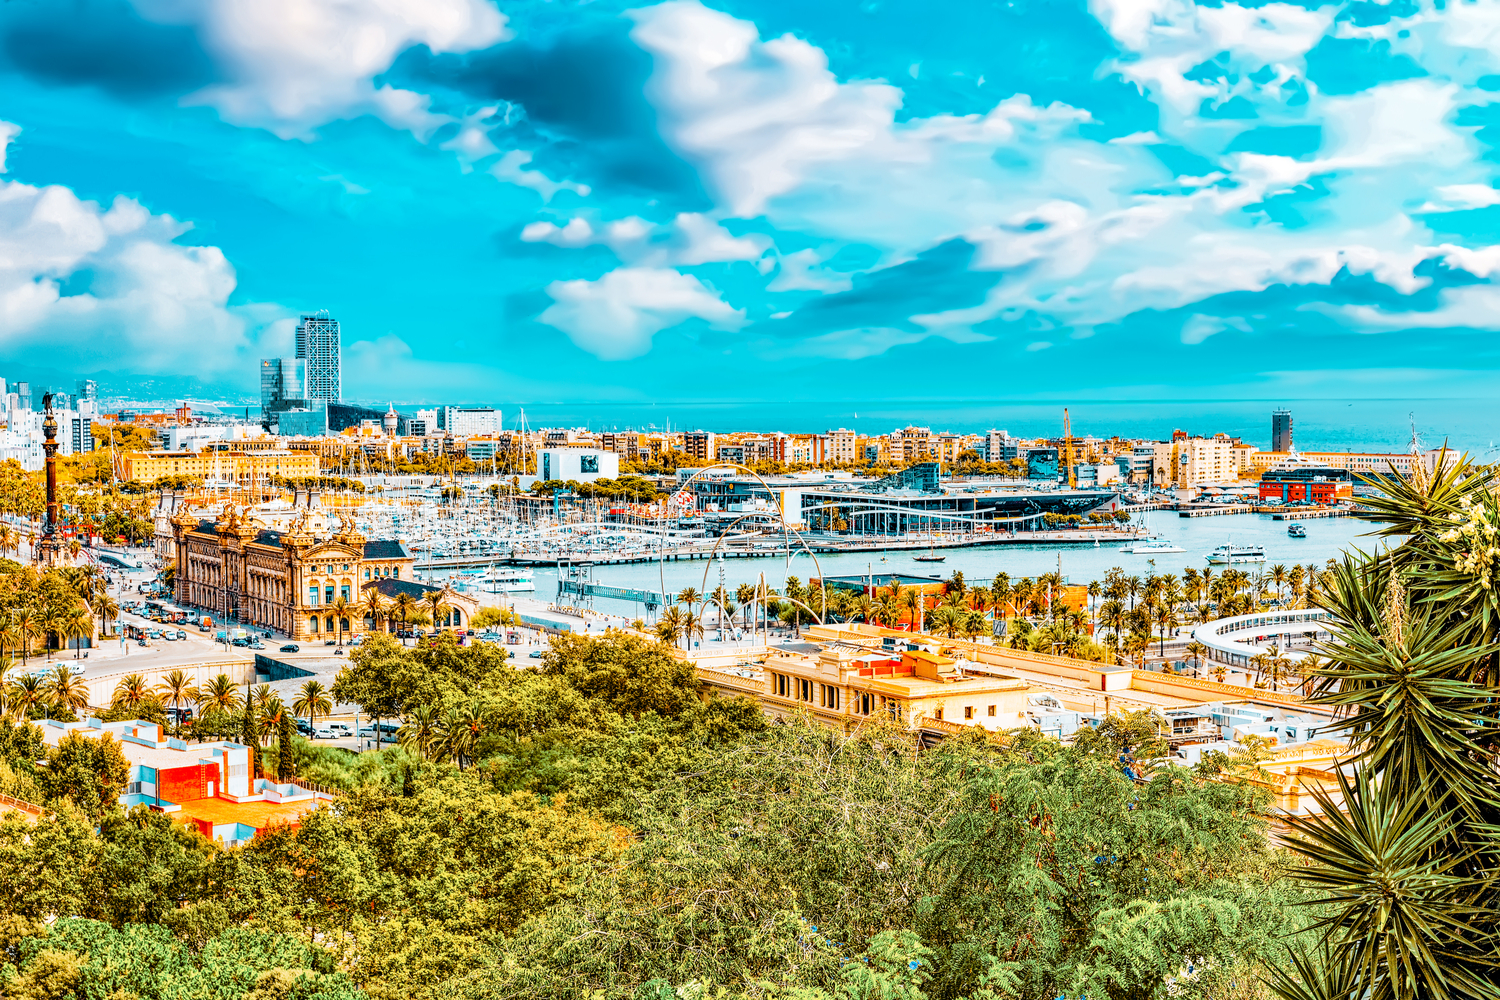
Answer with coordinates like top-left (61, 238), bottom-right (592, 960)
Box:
top-left (158, 763), bottom-right (214, 803)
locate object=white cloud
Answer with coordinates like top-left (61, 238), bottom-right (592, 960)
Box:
top-left (0, 122), bottom-right (19, 173)
top-left (132, 0), bottom-right (508, 139)
top-left (767, 248), bottom-right (853, 292)
top-left (539, 267), bottom-right (745, 359)
top-left (441, 104), bottom-right (511, 169)
top-left (491, 150), bottom-right (591, 201)
top-left (782, 326), bottom-right (929, 360)
top-left (628, 0), bottom-right (904, 215)
top-left (1180, 313), bottom-right (1250, 345)
top-left (1419, 184), bottom-right (1500, 212)
top-left (521, 212), bottom-right (768, 265)
top-left (0, 122), bottom-right (263, 370)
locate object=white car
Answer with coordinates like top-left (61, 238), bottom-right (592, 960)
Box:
top-left (312, 726), bottom-right (336, 739)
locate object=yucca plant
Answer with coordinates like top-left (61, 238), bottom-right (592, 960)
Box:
top-left (1273, 453), bottom-right (1500, 1000)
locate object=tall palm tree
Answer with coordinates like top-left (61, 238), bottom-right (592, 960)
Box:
top-left (112, 673), bottom-right (154, 713)
top-left (676, 586), bottom-right (701, 608)
top-left (1153, 602), bottom-right (1177, 657)
top-left (7, 673), bottom-right (48, 720)
top-left (257, 695), bottom-right (287, 746)
top-left (398, 704), bottom-right (438, 760)
top-left (902, 587), bottom-right (924, 632)
top-left (433, 699), bottom-right (486, 770)
top-left (91, 592), bottom-right (119, 638)
top-left (360, 587), bottom-right (388, 634)
top-left (735, 583), bottom-right (756, 628)
top-left (63, 607), bottom-right (91, 659)
top-left (1268, 563), bottom-right (1289, 605)
top-left (656, 606), bottom-right (687, 647)
top-left (327, 596), bottom-right (352, 645)
top-left (10, 606), bottom-right (39, 665)
top-left (49, 664), bottom-right (89, 715)
top-left (929, 605), bottom-right (962, 639)
top-left (292, 680), bottom-right (331, 733)
top-left (157, 670), bottom-right (198, 732)
top-left (392, 591), bottom-right (418, 640)
top-left (422, 589), bottom-right (451, 631)
top-left (1184, 640), bottom-right (1209, 678)
top-left (198, 674), bottom-right (243, 716)
top-left (680, 608), bottom-right (705, 647)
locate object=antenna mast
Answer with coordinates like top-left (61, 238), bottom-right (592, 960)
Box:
top-left (1063, 408), bottom-right (1076, 489)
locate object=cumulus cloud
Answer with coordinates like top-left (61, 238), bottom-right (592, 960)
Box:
top-left (491, 150), bottom-right (591, 201)
top-left (521, 212), bottom-right (767, 265)
top-left (132, 0), bottom-right (509, 138)
top-left (0, 122), bottom-right (262, 370)
top-left (539, 266), bottom-right (745, 359)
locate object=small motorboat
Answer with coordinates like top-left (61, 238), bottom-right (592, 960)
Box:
top-left (1287, 522), bottom-right (1307, 538)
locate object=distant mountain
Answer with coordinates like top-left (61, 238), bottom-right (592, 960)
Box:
top-left (0, 359), bottom-right (256, 410)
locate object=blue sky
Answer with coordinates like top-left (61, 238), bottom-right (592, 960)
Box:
top-left (5, 0), bottom-right (1500, 407)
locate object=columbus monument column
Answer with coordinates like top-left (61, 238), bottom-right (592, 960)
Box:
top-left (37, 393), bottom-right (62, 566)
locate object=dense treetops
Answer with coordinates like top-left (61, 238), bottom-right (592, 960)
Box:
top-left (0, 624), bottom-right (1319, 1000)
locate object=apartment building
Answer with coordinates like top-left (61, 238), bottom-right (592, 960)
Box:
top-left (746, 644), bottom-right (1032, 731)
top-left (124, 449), bottom-right (319, 483)
top-left (682, 430), bottom-right (716, 461)
top-left (824, 428), bottom-right (857, 465)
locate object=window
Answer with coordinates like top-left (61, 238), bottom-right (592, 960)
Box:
top-left (964, 706), bottom-right (974, 720)
top-left (393, 569), bottom-right (400, 579)
top-left (307, 586), bottom-right (319, 606)
top-left (340, 584), bottom-right (350, 601)
top-left (342, 564), bottom-right (349, 571)
top-left (934, 708), bottom-right (943, 721)
top-left (309, 617), bottom-right (319, 632)
top-left (325, 616), bottom-right (334, 631)
top-left (774, 673), bottom-right (790, 698)
top-left (325, 586), bottom-right (334, 604)
top-left (364, 570), bottom-right (370, 580)
top-left (987, 705), bottom-right (996, 717)
top-left (799, 678), bottom-right (813, 702)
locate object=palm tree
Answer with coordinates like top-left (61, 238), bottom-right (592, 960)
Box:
top-left (63, 607), bottom-right (91, 659)
top-left (49, 664), bottom-right (89, 715)
top-left (7, 673), bottom-right (48, 719)
top-left (929, 605), bottom-right (962, 639)
top-left (198, 673), bottom-right (243, 716)
top-left (656, 606), bottom-right (687, 647)
top-left (433, 699), bottom-right (486, 770)
top-left (360, 588), bottom-right (389, 634)
top-left (1184, 640), bottom-right (1209, 678)
top-left (1085, 580), bottom-right (1101, 630)
top-left (327, 596), bottom-right (352, 645)
top-left (112, 673), bottom-right (154, 713)
top-left (902, 588), bottom-right (924, 632)
top-left (1268, 563), bottom-right (1289, 605)
top-left (676, 586), bottom-right (701, 609)
top-left (91, 592), bottom-right (119, 639)
top-left (960, 609), bottom-right (989, 641)
top-left (258, 695), bottom-right (287, 746)
top-left (422, 589), bottom-right (452, 631)
top-left (157, 669), bottom-right (198, 732)
top-left (10, 606), bottom-right (39, 665)
top-left (1153, 602), bottom-right (1177, 657)
top-left (735, 583), bottom-right (756, 628)
top-left (1124, 575), bottom-right (1142, 610)
top-left (292, 680), bottom-right (331, 733)
top-left (392, 591), bottom-right (418, 640)
top-left (398, 704), bottom-right (438, 760)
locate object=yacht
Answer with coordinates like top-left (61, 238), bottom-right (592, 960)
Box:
top-left (1206, 544), bottom-right (1266, 565)
top-left (1287, 522), bottom-right (1307, 538)
top-left (480, 567), bottom-right (536, 593)
top-left (1127, 539), bottom-right (1186, 554)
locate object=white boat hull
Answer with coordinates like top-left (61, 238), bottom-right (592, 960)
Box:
top-left (1206, 554), bottom-right (1266, 565)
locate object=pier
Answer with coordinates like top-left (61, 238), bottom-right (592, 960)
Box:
top-left (1177, 504), bottom-right (1255, 517)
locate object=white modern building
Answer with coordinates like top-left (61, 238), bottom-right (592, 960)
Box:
top-left (439, 405), bottom-right (502, 436)
top-left (539, 448), bottom-right (618, 482)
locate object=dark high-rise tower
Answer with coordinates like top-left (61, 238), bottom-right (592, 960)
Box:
top-left (1272, 409), bottom-right (1293, 453)
top-left (295, 311), bottom-right (341, 402)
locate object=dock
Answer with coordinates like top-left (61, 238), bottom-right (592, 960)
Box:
top-left (1177, 504), bottom-right (1255, 517)
top-left (1268, 507), bottom-right (1352, 520)
top-left (414, 528), bottom-right (1142, 570)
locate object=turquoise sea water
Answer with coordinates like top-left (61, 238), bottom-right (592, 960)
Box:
top-left (530, 512), bottom-right (1381, 612)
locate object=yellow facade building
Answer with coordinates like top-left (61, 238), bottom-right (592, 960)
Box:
top-left (126, 450), bottom-right (319, 484)
top-left (721, 642), bottom-right (1033, 731)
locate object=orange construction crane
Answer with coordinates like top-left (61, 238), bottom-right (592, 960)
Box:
top-left (1063, 408), bottom-right (1076, 489)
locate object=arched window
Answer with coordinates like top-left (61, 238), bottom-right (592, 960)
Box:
top-left (451, 609), bottom-right (462, 627)
top-left (325, 616), bottom-right (334, 631)
top-left (309, 617), bottom-right (319, 633)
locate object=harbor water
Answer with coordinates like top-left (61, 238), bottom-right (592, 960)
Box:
top-left (526, 512), bottom-right (1381, 613)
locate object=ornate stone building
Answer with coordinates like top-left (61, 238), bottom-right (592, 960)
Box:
top-left (169, 504), bottom-right (476, 640)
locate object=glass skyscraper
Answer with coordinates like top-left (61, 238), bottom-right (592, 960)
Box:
top-left (295, 311), bottom-right (341, 402)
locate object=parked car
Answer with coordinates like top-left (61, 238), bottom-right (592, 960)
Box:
top-left (327, 723), bottom-right (352, 736)
top-left (295, 718), bottom-right (313, 735)
top-left (312, 726), bottom-right (335, 739)
top-left (529, 650), bottom-right (544, 659)
top-left (249, 641), bottom-right (265, 650)
top-left (325, 639), bottom-right (337, 646)
top-left (176, 630), bottom-right (187, 640)
top-left (161, 632), bottom-right (176, 641)
top-left (280, 643), bottom-right (300, 653)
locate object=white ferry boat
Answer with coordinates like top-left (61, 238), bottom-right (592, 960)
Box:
top-left (1127, 539), bottom-right (1186, 554)
top-left (1206, 544), bottom-right (1266, 565)
top-left (481, 567), bottom-right (535, 593)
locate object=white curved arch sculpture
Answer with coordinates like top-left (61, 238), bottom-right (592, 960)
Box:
top-left (1192, 608), bottom-right (1336, 667)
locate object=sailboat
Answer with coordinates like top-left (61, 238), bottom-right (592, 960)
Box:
top-left (913, 544), bottom-right (945, 563)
